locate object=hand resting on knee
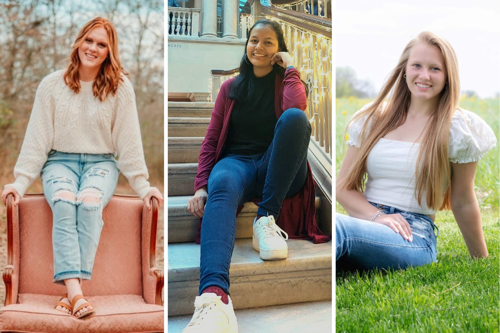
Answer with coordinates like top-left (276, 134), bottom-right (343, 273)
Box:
top-left (187, 186), bottom-right (208, 218)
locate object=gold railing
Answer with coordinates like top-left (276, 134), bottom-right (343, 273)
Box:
top-left (263, 4), bottom-right (332, 158)
top-left (272, 0), bottom-right (331, 19)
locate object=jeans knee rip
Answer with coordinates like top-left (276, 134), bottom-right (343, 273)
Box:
top-left (52, 189), bottom-right (77, 205)
top-left (86, 167), bottom-right (110, 178)
top-left (77, 186), bottom-right (103, 210)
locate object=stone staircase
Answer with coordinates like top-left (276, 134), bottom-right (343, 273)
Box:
top-left (167, 101), bottom-right (332, 331)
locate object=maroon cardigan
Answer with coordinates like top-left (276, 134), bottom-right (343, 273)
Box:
top-left (195, 68), bottom-right (330, 244)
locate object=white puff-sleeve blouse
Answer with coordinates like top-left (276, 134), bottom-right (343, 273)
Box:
top-left (345, 103), bottom-right (373, 148)
top-left (344, 105), bottom-right (497, 215)
top-left (448, 109), bottom-right (497, 163)
top-left (347, 106), bottom-right (497, 161)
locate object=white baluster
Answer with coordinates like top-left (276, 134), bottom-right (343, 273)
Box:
top-left (176, 12), bottom-right (182, 35)
top-left (168, 10), bottom-right (172, 35)
top-left (187, 12), bottom-right (192, 36)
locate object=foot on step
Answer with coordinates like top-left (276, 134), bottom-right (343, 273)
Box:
top-left (253, 215), bottom-right (289, 260)
top-left (182, 293), bottom-right (238, 333)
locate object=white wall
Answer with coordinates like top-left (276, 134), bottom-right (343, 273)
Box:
top-left (168, 37), bottom-right (246, 93)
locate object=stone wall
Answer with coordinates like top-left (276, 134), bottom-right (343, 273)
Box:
top-left (167, 37), bottom-right (245, 93)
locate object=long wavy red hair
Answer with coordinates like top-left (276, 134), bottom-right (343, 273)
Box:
top-left (63, 17), bottom-right (126, 102)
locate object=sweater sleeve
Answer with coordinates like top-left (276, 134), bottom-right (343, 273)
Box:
top-left (282, 67), bottom-right (307, 111)
top-left (5, 75), bottom-right (57, 196)
top-left (193, 79), bottom-right (230, 192)
top-left (112, 77), bottom-right (152, 199)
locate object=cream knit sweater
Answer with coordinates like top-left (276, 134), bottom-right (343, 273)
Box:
top-left (7, 70), bottom-right (152, 199)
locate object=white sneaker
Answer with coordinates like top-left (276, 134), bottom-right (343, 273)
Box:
top-left (253, 215), bottom-right (289, 260)
top-left (182, 293), bottom-right (238, 333)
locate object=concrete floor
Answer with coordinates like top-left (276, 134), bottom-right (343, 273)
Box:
top-left (168, 300), bottom-right (332, 333)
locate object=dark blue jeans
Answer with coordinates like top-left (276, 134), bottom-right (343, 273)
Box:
top-left (199, 108), bottom-right (311, 294)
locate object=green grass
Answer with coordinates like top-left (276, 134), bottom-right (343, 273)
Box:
top-left (335, 97), bottom-right (500, 332)
top-left (336, 209), bottom-right (499, 332)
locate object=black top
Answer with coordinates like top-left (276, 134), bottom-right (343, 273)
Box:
top-left (225, 70), bottom-right (277, 156)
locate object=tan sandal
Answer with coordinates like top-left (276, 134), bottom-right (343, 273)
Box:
top-left (71, 294), bottom-right (95, 319)
top-left (54, 293), bottom-right (72, 314)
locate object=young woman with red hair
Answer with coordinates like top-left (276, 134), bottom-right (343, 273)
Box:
top-left (1, 17), bottom-right (163, 319)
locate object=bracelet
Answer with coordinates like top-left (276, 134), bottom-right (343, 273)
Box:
top-left (286, 65), bottom-right (295, 70)
top-left (370, 210), bottom-right (385, 221)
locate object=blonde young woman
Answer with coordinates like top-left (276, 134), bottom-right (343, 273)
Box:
top-left (1, 17), bottom-right (163, 319)
top-left (336, 31), bottom-right (496, 271)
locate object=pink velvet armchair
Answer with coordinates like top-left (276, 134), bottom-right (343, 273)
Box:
top-left (0, 193), bottom-right (164, 333)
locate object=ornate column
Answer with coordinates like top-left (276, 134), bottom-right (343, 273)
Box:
top-left (251, 0), bottom-right (264, 21)
top-left (201, 0), bottom-right (217, 37)
top-left (222, 0), bottom-right (238, 39)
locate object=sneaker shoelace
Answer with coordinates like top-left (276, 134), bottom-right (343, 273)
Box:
top-left (260, 216), bottom-right (289, 240)
top-left (187, 295), bottom-right (219, 327)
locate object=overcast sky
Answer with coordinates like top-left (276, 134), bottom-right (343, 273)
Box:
top-left (336, 0), bottom-right (500, 98)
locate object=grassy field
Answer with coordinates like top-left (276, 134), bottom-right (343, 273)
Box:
top-left (335, 97), bottom-right (499, 332)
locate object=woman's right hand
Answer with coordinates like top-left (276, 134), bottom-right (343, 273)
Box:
top-left (1, 186), bottom-right (21, 207)
top-left (187, 187), bottom-right (208, 218)
top-left (373, 213), bottom-right (413, 242)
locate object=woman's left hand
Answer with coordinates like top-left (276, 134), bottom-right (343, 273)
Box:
top-left (271, 52), bottom-right (295, 69)
top-left (143, 187), bottom-right (163, 210)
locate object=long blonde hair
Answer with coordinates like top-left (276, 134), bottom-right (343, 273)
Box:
top-left (338, 31), bottom-right (460, 211)
top-left (63, 17), bottom-right (126, 102)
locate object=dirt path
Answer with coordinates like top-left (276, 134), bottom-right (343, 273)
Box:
top-left (0, 182), bottom-right (164, 305)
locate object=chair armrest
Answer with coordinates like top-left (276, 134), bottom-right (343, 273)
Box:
top-left (141, 197), bottom-right (163, 305)
top-left (151, 267), bottom-right (164, 306)
top-left (3, 194), bottom-right (20, 306)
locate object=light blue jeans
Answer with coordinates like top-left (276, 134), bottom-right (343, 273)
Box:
top-left (336, 202), bottom-right (439, 271)
top-left (41, 150), bottom-right (119, 285)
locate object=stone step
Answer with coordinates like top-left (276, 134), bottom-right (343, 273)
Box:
top-left (168, 163), bottom-right (197, 196)
top-left (168, 102), bottom-right (214, 118)
top-left (168, 195), bottom-right (321, 244)
top-left (168, 117), bottom-right (210, 137)
top-left (168, 300), bottom-right (332, 333)
top-left (168, 238), bottom-right (332, 316)
top-left (168, 137), bottom-right (203, 163)
top-left (168, 160), bottom-right (326, 198)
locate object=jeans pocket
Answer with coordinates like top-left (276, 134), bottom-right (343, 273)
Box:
top-left (408, 216), bottom-right (434, 245)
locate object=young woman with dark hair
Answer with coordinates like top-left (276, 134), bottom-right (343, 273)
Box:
top-left (1, 17), bottom-right (163, 319)
top-left (183, 19), bottom-right (328, 333)
top-left (336, 31), bottom-right (496, 272)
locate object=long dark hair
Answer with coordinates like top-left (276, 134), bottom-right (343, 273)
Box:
top-left (229, 19), bottom-right (288, 102)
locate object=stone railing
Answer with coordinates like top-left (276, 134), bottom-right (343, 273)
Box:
top-left (209, 69), bottom-right (239, 102)
top-left (168, 7), bottom-right (201, 37)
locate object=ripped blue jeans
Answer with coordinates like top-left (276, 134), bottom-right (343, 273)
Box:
top-left (41, 150), bottom-right (119, 285)
top-left (336, 202), bottom-right (439, 271)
